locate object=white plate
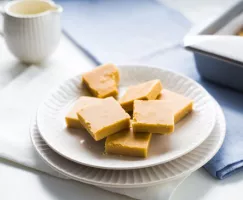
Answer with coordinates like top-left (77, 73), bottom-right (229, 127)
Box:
top-left (32, 100), bottom-right (225, 188)
top-left (37, 66), bottom-right (216, 169)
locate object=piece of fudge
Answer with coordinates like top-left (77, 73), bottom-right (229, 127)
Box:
top-left (157, 89), bottom-right (193, 123)
top-left (132, 100), bottom-right (174, 134)
top-left (238, 29), bottom-right (243, 36)
top-left (119, 79), bottom-right (162, 112)
top-left (105, 128), bottom-right (152, 158)
top-left (77, 97), bottom-right (130, 141)
top-left (82, 63), bottom-right (120, 98)
top-left (65, 96), bottom-right (101, 129)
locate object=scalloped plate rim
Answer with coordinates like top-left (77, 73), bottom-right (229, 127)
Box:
top-left (31, 99), bottom-right (225, 188)
top-left (36, 65), bottom-right (217, 170)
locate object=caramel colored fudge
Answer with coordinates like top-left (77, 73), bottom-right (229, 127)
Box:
top-left (82, 63), bottom-right (120, 98)
top-left (238, 29), bottom-right (243, 36)
top-left (105, 128), bottom-right (152, 158)
top-left (77, 97), bottom-right (130, 141)
top-left (157, 89), bottom-right (193, 123)
top-left (132, 100), bottom-right (174, 134)
top-left (119, 79), bottom-right (162, 112)
top-left (65, 96), bottom-right (101, 129)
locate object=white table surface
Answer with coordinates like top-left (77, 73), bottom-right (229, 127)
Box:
top-left (1, 0), bottom-right (243, 199)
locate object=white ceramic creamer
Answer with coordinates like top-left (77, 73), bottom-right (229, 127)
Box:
top-left (1, 0), bottom-right (63, 64)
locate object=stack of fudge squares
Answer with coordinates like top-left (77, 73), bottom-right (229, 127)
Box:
top-left (65, 63), bottom-right (193, 158)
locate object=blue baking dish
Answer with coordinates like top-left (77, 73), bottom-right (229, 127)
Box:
top-left (184, 1), bottom-right (243, 92)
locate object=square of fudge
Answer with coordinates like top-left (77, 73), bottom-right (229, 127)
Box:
top-left (119, 79), bottom-right (162, 112)
top-left (105, 128), bottom-right (152, 158)
top-left (65, 96), bottom-right (101, 129)
top-left (157, 89), bottom-right (193, 123)
top-left (82, 63), bottom-right (119, 98)
top-left (77, 97), bottom-right (130, 141)
top-left (132, 100), bottom-right (174, 134)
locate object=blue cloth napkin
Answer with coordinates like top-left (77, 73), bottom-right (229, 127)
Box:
top-left (56, 0), bottom-right (243, 179)
top-left (56, 0), bottom-right (190, 64)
